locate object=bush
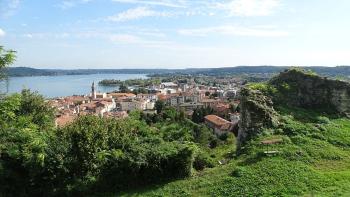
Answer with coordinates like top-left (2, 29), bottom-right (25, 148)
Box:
top-left (60, 116), bottom-right (198, 192)
top-left (193, 151), bottom-right (215, 171)
top-left (317, 116), bottom-right (331, 124)
top-left (219, 133), bottom-right (229, 141)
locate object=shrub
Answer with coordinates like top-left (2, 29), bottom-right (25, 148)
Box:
top-left (193, 151), bottom-right (215, 171)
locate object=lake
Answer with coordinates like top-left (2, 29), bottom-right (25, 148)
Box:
top-left (0, 74), bottom-right (147, 98)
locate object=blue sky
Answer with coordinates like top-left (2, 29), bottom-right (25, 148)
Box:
top-left (0, 0), bottom-right (350, 69)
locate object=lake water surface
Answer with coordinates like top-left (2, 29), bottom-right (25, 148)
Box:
top-left (0, 74), bottom-right (147, 98)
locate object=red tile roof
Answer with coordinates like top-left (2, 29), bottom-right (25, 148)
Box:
top-left (204, 115), bottom-right (233, 131)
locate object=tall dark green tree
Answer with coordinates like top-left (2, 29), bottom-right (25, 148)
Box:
top-left (155, 100), bottom-right (165, 114)
top-left (192, 107), bottom-right (214, 123)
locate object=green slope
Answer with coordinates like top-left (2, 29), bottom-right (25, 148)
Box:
top-left (115, 107), bottom-right (350, 197)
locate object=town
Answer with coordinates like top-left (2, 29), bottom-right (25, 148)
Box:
top-left (50, 78), bottom-right (242, 137)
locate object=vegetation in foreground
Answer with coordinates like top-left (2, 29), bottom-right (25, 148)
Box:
top-left (116, 106), bottom-right (350, 197)
top-left (0, 89), bottom-right (233, 196)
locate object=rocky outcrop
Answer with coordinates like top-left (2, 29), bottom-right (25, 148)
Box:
top-left (237, 69), bottom-right (350, 150)
top-left (237, 88), bottom-right (279, 150)
top-left (269, 69), bottom-right (350, 116)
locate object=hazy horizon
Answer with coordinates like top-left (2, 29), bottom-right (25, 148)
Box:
top-left (8, 65), bottom-right (350, 70)
top-left (1, 0), bottom-right (350, 69)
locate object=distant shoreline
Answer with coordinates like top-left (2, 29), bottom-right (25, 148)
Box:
top-left (5, 66), bottom-right (350, 78)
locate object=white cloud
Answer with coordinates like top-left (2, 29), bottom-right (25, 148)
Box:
top-left (23, 33), bottom-right (33, 38)
top-left (0, 28), bottom-right (5, 37)
top-left (59, 0), bottom-right (93, 9)
top-left (216, 0), bottom-right (281, 17)
top-left (107, 7), bottom-right (172, 22)
top-left (110, 34), bottom-right (171, 46)
top-left (178, 25), bottom-right (289, 37)
top-left (111, 0), bottom-right (186, 8)
top-left (0, 0), bottom-right (21, 17)
top-left (110, 34), bottom-right (141, 44)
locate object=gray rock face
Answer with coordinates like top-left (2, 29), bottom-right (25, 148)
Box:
top-left (237, 88), bottom-right (279, 150)
top-left (269, 69), bottom-right (350, 116)
top-left (237, 69), bottom-right (350, 150)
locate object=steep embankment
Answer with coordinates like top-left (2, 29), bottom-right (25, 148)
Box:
top-left (237, 69), bottom-right (350, 148)
top-left (269, 69), bottom-right (350, 116)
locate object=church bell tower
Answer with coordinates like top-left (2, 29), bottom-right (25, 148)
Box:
top-left (91, 81), bottom-right (97, 99)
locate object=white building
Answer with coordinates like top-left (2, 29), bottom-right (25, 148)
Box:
top-left (145, 101), bottom-right (155, 110)
top-left (161, 82), bottom-right (178, 89)
top-left (120, 99), bottom-right (147, 111)
top-left (136, 93), bottom-right (158, 101)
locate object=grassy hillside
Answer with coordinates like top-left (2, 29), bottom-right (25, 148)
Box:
top-left (115, 106), bottom-right (350, 196)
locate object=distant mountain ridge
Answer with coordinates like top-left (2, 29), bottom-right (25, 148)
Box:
top-left (5, 66), bottom-right (350, 77)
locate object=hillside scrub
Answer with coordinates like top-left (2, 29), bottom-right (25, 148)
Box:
top-left (0, 91), bottom-right (230, 196)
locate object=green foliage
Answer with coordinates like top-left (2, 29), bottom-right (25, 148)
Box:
top-left (118, 83), bottom-right (129, 93)
top-left (116, 103), bottom-right (350, 196)
top-left (132, 87), bottom-right (149, 94)
top-left (0, 90), bottom-right (63, 196)
top-left (192, 107), bottom-right (213, 123)
top-left (99, 78), bottom-right (161, 87)
top-left (1, 90), bottom-right (214, 195)
top-left (155, 100), bottom-right (165, 114)
top-left (193, 150), bottom-right (215, 171)
top-left (247, 82), bottom-right (278, 96)
top-left (59, 115), bottom-right (197, 192)
top-left (0, 46), bottom-right (16, 79)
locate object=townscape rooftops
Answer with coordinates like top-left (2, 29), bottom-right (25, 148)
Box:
top-left (107, 92), bottom-right (136, 97)
top-left (161, 82), bottom-right (178, 86)
top-left (56, 114), bottom-right (76, 127)
top-left (204, 115), bottom-right (231, 127)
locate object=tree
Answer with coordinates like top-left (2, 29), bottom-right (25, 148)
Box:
top-left (192, 107), bottom-right (214, 123)
top-left (118, 83), bottom-right (129, 93)
top-left (0, 46), bottom-right (16, 79)
top-left (155, 100), bottom-right (165, 114)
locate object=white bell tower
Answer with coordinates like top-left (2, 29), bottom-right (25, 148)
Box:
top-left (91, 81), bottom-right (97, 99)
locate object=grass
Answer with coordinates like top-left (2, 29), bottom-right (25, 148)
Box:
top-left (103, 106), bottom-right (350, 197)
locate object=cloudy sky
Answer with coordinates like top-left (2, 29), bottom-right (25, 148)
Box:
top-left (0, 0), bottom-right (350, 69)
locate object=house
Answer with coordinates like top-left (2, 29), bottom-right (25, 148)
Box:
top-left (165, 93), bottom-right (200, 107)
top-left (95, 92), bottom-right (107, 99)
top-left (201, 99), bottom-right (221, 108)
top-left (79, 99), bottom-right (116, 116)
top-left (204, 115), bottom-right (233, 136)
top-left (107, 92), bottom-right (136, 99)
top-left (104, 111), bottom-right (129, 119)
top-left (64, 95), bottom-right (90, 105)
top-left (213, 103), bottom-right (230, 116)
top-left (160, 88), bottom-right (177, 95)
top-left (178, 102), bottom-right (204, 111)
top-left (55, 114), bottom-right (76, 127)
top-left (120, 99), bottom-right (147, 111)
top-left (136, 93), bottom-right (158, 101)
top-left (145, 101), bottom-right (155, 110)
top-left (161, 82), bottom-right (178, 89)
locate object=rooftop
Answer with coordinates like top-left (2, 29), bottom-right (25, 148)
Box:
top-left (204, 115), bottom-right (231, 127)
